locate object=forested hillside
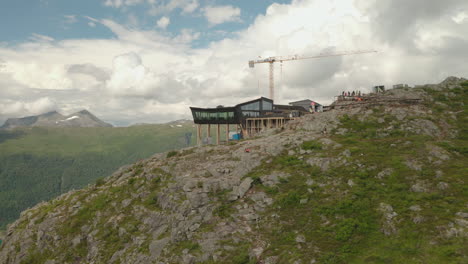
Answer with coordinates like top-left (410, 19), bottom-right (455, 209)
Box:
top-left (0, 123), bottom-right (195, 229)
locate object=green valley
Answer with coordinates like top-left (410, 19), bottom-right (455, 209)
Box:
top-left (0, 123), bottom-right (195, 229)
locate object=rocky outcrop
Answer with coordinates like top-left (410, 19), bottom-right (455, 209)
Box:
top-left (379, 203), bottom-right (398, 235)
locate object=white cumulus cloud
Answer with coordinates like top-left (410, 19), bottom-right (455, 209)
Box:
top-left (452, 11), bottom-right (468, 23)
top-left (182, 0), bottom-right (198, 14)
top-left (3, 62), bottom-right (73, 90)
top-left (149, 0), bottom-right (199, 15)
top-left (203, 5), bottom-right (241, 25)
top-left (104, 0), bottom-right (144, 8)
top-left (106, 52), bottom-right (160, 96)
top-left (157, 16), bottom-right (170, 29)
top-left (0, 97), bottom-right (56, 117)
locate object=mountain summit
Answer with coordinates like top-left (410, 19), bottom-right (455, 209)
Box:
top-left (0, 77), bottom-right (466, 263)
top-left (1, 110), bottom-right (112, 129)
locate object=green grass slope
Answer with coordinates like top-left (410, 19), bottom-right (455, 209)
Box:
top-left (244, 83), bottom-right (467, 263)
top-left (0, 124), bottom-right (195, 230)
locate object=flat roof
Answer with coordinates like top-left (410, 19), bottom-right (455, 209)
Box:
top-left (289, 99), bottom-right (322, 106)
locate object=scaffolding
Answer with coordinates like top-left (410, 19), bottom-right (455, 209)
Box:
top-left (244, 117), bottom-right (295, 136)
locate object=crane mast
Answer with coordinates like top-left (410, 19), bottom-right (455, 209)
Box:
top-left (248, 50), bottom-right (377, 101)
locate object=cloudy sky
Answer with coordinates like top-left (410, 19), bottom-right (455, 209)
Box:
top-left (1, 0), bottom-right (467, 126)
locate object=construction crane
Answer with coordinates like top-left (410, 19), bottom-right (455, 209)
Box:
top-left (248, 50), bottom-right (377, 101)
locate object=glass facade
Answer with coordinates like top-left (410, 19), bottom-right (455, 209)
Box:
top-left (194, 110), bottom-right (235, 121)
top-left (242, 111), bottom-right (260, 118)
top-left (262, 100), bottom-right (273, 110)
top-left (191, 97), bottom-right (274, 124)
top-left (240, 102), bottom-right (260, 111)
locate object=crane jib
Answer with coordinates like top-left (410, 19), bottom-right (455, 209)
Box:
top-left (247, 49), bottom-right (377, 101)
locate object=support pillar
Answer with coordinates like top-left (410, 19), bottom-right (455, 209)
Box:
top-left (226, 124), bottom-right (229, 142)
top-left (208, 124), bottom-right (211, 137)
top-left (216, 124), bottom-right (220, 145)
top-left (197, 124), bottom-right (201, 146)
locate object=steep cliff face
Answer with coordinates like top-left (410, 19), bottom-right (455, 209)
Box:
top-left (0, 78), bottom-right (467, 264)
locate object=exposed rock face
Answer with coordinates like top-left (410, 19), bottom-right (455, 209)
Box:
top-left (0, 77), bottom-right (466, 263)
top-left (411, 180), bottom-right (429, 193)
top-left (0, 111), bottom-right (64, 129)
top-left (1, 110), bottom-right (112, 129)
top-left (425, 76), bottom-right (468, 90)
top-left (379, 203), bottom-right (398, 235)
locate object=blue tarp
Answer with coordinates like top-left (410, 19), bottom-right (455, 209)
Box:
top-left (232, 133), bottom-right (242, 140)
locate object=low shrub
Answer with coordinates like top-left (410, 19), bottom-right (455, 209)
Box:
top-left (167, 151), bottom-right (178, 158)
top-left (301, 140), bottom-right (323, 150)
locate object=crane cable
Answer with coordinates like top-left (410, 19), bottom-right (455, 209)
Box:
top-left (280, 61), bottom-right (283, 93)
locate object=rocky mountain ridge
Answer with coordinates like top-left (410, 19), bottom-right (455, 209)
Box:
top-left (1, 110), bottom-right (112, 129)
top-left (0, 77), bottom-right (466, 263)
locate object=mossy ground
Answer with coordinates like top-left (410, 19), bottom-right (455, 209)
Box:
top-left (225, 83), bottom-right (467, 263)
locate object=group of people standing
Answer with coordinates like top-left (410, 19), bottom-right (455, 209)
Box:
top-left (342, 91), bottom-right (361, 97)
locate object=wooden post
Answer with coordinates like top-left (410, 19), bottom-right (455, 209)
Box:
top-left (197, 124), bottom-right (201, 146)
top-left (216, 124), bottom-right (220, 145)
top-left (208, 124), bottom-right (211, 137)
top-left (226, 124), bottom-right (230, 143)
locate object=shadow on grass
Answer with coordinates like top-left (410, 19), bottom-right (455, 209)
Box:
top-left (0, 130), bottom-right (25, 144)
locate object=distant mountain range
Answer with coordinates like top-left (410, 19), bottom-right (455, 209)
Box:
top-left (130, 119), bottom-right (194, 127)
top-left (1, 110), bottom-right (112, 129)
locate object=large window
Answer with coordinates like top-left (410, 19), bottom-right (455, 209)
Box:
top-left (218, 111), bottom-right (235, 120)
top-left (242, 111), bottom-right (260, 118)
top-left (194, 110), bottom-right (234, 121)
top-left (209, 112), bottom-right (218, 119)
top-left (262, 100), bottom-right (273, 110)
top-left (240, 102), bottom-right (260, 111)
top-left (195, 111), bottom-right (210, 120)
